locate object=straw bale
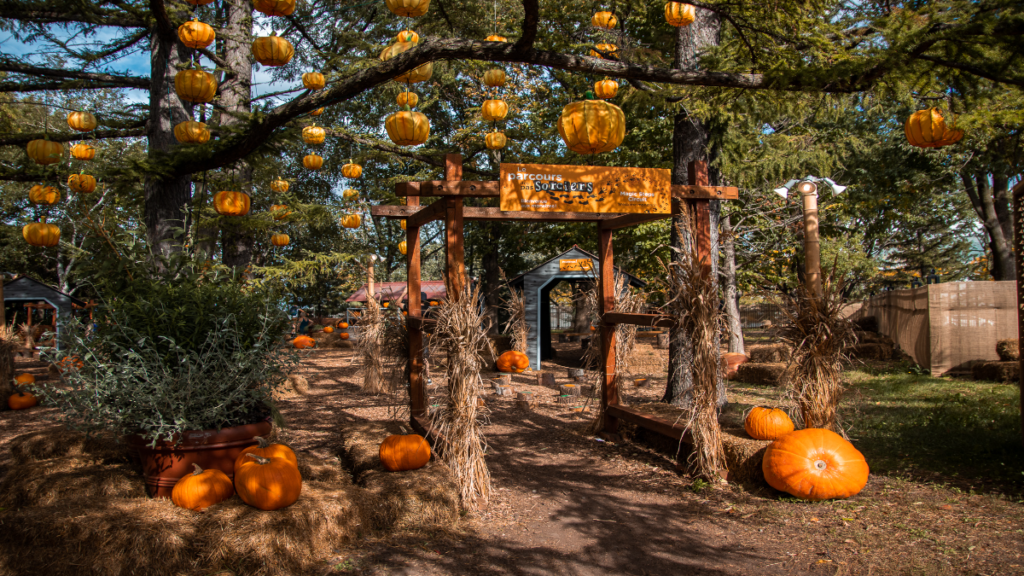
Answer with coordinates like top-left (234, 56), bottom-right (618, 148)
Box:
top-left (746, 343), bottom-right (789, 363)
top-left (720, 427), bottom-right (769, 485)
top-left (9, 427), bottom-right (129, 465)
top-left (971, 361), bottom-right (1019, 383)
top-left (0, 457), bottom-right (144, 508)
top-left (734, 363), bottom-right (790, 387)
top-left (996, 339), bottom-right (1019, 361)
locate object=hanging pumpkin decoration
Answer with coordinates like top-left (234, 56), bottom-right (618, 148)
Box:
top-left (177, 18), bottom-right (216, 49)
top-left (171, 463), bottom-right (234, 512)
top-left (744, 407), bottom-right (795, 441)
top-left (70, 144), bottom-right (95, 160)
top-left (302, 124), bottom-right (326, 145)
top-left (213, 191), bottom-right (251, 216)
top-left (379, 42), bottom-right (433, 84)
top-left (485, 131), bottom-right (507, 150)
top-left (234, 453), bottom-right (302, 511)
top-left (343, 188), bottom-right (359, 201)
top-left (15, 373), bottom-right (35, 385)
top-left (174, 120), bottom-right (210, 144)
top-left (29, 185), bottom-right (60, 205)
top-left (310, 107), bottom-right (324, 116)
top-left (665, 2), bottom-right (696, 26)
top-left (594, 79), bottom-right (618, 99)
top-left (557, 97), bottom-right (626, 155)
top-left (398, 240), bottom-right (408, 255)
top-left (66, 111), bottom-right (97, 132)
top-left (270, 178), bottom-right (289, 193)
top-left (175, 69), bottom-right (217, 103)
top-left (26, 139), bottom-right (63, 165)
top-left (589, 43), bottom-right (618, 59)
top-left (400, 219), bottom-right (407, 230)
top-left (592, 11), bottom-right (617, 29)
top-left (342, 161), bottom-right (362, 179)
top-left (270, 204), bottom-right (291, 220)
top-left (481, 99), bottom-right (509, 121)
top-left (23, 221), bottom-right (60, 247)
top-left (905, 108), bottom-right (964, 148)
top-left (302, 72), bottom-right (325, 90)
top-left (252, 35), bottom-right (294, 67)
top-left (253, 0), bottom-right (295, 16)
top-left (341, 214), bottom-right (361, 228)
top-left (271, 233), bottom-right (290, 246)
top-left (385, 110), bottom-right (430, 146)
top-left (486, 34), bottom-right (508, 42)
top-left (67, 174), bottom-right (97, 194)
top-left (293, 335), bottom-right (315, 349)
top-left (496, 350), bottom-right (530, 373)
top-left (235, 437), bottom-right (298, 470)
top-left (8, 391), bottom-right (39, 410)
top-left (303, 154), bottom-right (323, 170)
top-left (385, 0), bottom-right (429, 17)
top-left (762, 428), bottom-right (870, 501)
top-left (379, 434), bottom-right (431, 472)
top-left (397, 29), bottom-right (419, 43)
top-left (483, 68), bottom-right (506, 88)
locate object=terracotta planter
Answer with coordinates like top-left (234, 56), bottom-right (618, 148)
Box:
top-left (128, 420), bottom-right (272, 498)
top-left (722, 353), bottom-right (748, 378)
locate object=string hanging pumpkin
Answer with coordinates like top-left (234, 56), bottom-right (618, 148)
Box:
top-left (310, 107), bottom-right (324, 116)
top-left (589, 43), bottom-right (617, 59)
top-left (234, 453), bottom-right (302, 510)
top-left (905, 108), bottom-right (964, 148)
top-left (23, 221), bottom-right (60, 247)
top-left (762, 428), bottom-right (869, 501)
top-left (57, 356), bottom-right (83, 373)
top-left (303, 154), bottom-right (323, 170)
top-left (178, 18), bottom-right (215, 49)
top-left (496, 350), bottom-right (530, 373)
top-left (481, 99), bottom-right (509, 121)
top-left (302, 124), bottom-right (326, 145)
top-left (235, 436), bottom-right (298, 470)
top-left (665, 2), bottom-right (696, 26)
top-left (270, 178), bottom-right (289, 193)
top-left (253, 0), bottom-right (295, 16)
top-left (26, 139), bottom-right (63, 165)
top-left (343, 188), bottom-right (359, 201)
top-left (379, 42), bottom-right (433, 84)
top-left (293, 335), bottom-right (315, 349)
top-left (379, 434), bottom-right (431, 472)
top-left (398, 240), bottom-right (407, 255)
top-left (342, 161), bottom-right (362, 179)
top-left (29, 185), bottom-right (60, 205)
top-left (341, 214), bottom-right (361, 228)
top-left (66, 111), bottom-right (97, 132)
top-left (397, 91), bottom-right (419, 108)
top-left (385, 110), bottom-right (430, 146)
top-left (70, 144), bottom-right (95, 160)
top-left (271, 233), bottom-right (290, 246)
top-left (557, 97), bottom-right (626, 155)
top-left (400, 219), bottom-right (407, 230)
top-left (8, 391), bottom-right (39, 410)
top-left (252, 35), bottom-right (294, 67)
top-left (486, 34), bottom-right (508, 42)
top-left (744, 407), bottom-right (795, 440)
top-left (270, 204), bottom-right (291, 220)
top-left (67, 174), bottom-right (97, 194)
top-left (591, 11), bottom-right (617, 29)
top-left (385, 0), bottom-right (430, 17)
top-left (213, 191), bottom-right (251, 216)
top-left (302, 72), bottom-right (325, 90)
top-left (397, 29), bottom-right (419, 43)
top-left (15, 373), bottom-right (35, 385)
top-left (171, 463), bottom-right (234, 511)
top-left (174, 121), bottom-right (210, 144)
top-left (175, 69), bottom-right (217, 103)
top-left (483, 68), bottom-right (506, 88)
top-left (485, 131), bottom-right (507, 150)
top-left (594, 79), bottom-right (618, 99)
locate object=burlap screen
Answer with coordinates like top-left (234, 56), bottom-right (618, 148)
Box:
top-left (853, 281), bottom-right (1017, 375)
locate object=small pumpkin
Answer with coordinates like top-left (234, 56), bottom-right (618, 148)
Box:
top-left (385, 110), bottom-right (430, 146)
top-left (323, 326), bottom-right (334, 333)
top-left (178, 18), bottom-right (215, 49)
top-left (302, 72), bottom-right (325, 90)
top-left (594, 79), bottom-right (619, 99)
top-left (303, 154), bottom-right (324, 170)
top-left (379, 42), bottom-right (433, 84)
top-left (905, 108), bottom-right (964, 148)
top-left (337, 321), bottom-right (349, 329)
top-left (483, 68), bottom-right (506, 88)
top-left (175, 69), bottom-right (217, 103)
top-left (26, 139), bottom-right (63, 165)
top-left (665, 2), bottom-right (696, 26)
top-left (252, 35), bottom-right (294, 67)
top-left (397, 91), bottom-right (419, 108)
top-left (171, 463), bottom-right (234, 511)
top-left (400, 219), bottom-right (407, 230)
top-left (398, 240), bottom-right (408, 255)
top-left (557, 98), bottom-right (625, 155)
top-left (379, 434), bottom-right (431, 472)
top-left (253, 0), bottom-right (295, 16)
top-left (214, 191), bottom-right (251, 216)
top-left (429, 300), bottom-right (439, 306)
top-left (67, 174), bottom-right (97, 194)
top-left (486, 34), bottom-right (508, 42)
top-left (339, 332), bottom-right (350, 340)
top-left (762, 428), bottom-right (869, 501)
top-left (293, 335), bottom-right (315, 349)
top-left (57, 356), bottom-right (83, 373)
top-left (589, 43), bottom-right (617, 59)
top-left (496, 350), bottom-right (530, 373)
top-left (270, 178), bottom-right (289, 193)
top-left (234, 436), bottom-right (298, 470)
top-left (385, 0), bottom-right (430, 17)
top-left (343, 188), bottom-right (359, 201)
top-left (302, 124), bottom-right (326, 145)
top-left (66, 111), bottom-right (97, 132)
top-left (174, 120), bottom-right (211, 144)
top-left (744, 407), bottom-right (795, 441)
top-left (271, 233), bottom-right (290, 246)
top-left (269, 204), bottom-right (291, 220)
top-left (397, 29), bottom-right (419, 43)
top-left (8, 391), bottom-right (38, 410)
top-left (342, 162), bottom-right (362, 179)
top-left (70, 144), bottom-right (95, 160)
top-left (29, 185), bottom-right (60, 205)
top-left (235, 453), bottom-right (302, 510)
top-left (481, 99), bottom-right (509, 121)
top-left (341, 214), bottom-right (361, 228)
top-left (485, 131), bottom-right (507, 150)
top-left (592, 10), bottom-right (617, 29)
top-left (14, 373), bottom-right (35, 385)
top-left (310, 107), bottom-right (324, 116)
top-left (23, 222), bottom-right (60, 247)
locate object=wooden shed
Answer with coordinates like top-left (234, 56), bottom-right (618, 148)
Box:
top-left (4, 276), bottom-right (86, 347)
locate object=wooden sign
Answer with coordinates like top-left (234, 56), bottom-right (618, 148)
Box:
top-left (559, 258), bottom-right (594, 272)
top-left (500, 163), bottom-right (671, 214)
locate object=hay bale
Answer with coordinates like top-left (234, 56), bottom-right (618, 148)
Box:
top-left (734, 363), bottom-right (789, 387)
top-left (996, 339), bottom-right (1019, 361)
top-left (276, 374), bottom-right (309, 398)
top-left (746, 343), bottom-right (789, 364)
top-left (9, 428), bottom-right (129, 465)
top-left (971, 361), bottom-right (1019, 383)
top-left (0, 457), bottom-right (144, 508)
top-left (721, 428), bottom-right (769, 485)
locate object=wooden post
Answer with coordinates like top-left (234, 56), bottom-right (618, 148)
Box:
top-left (1011, 181), bottom-right (1024, 448)
top-left (688, 161), bottom-right (712, 278)
top-left (799, 182), bottom-right (823, 299)
top-left (407, 194), bottom-right (426, 420)
top-left (598, 225), bottom-right (619, 433)
top-left (444, 154), bottom-right (466, 298)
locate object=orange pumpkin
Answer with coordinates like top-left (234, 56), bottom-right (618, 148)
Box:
top-left (594, 79), bottom-right (619, 99)
top-left (270, 178), bottom-right (289, 193)
top-left (270, 204), bottom-right (291, 220)
top-left (429, 301), bottom-right (438, 306)
top-left (70, 144), bottom-right (95, 160)
top-left (400, 219), bottom-right (407, 230)
top-left (385, 111), bottom-right (430, 146)
top-left (29, 185), bottom-right (60, 205)
top-left (310, 107), bottom-right (324, 116)
top-left (485, 132), bottom-right (506, 150)
top-left (57, 356), bottom-right (83, 373)
top-left (557, 98), bottom-right (625, 155)
top-left (171, 463), bottom-right (234, 511)
top-left (481, 99), bottom-right (509, 121)
top-left (8, 391), bottom-right (38, 410)
top-left (14, 373), bottom-right (35, 385)
top-left (174, 120), bottom-right (210, 144)
top-left (270, 233), bottom-right (290, 246)
top-left (483, 68), bottom-right (506, 88)
top-left (397, 91), bottom-right (419, 108)
top-left (398, 240), bottom-right (407, 255)
top-left (396, 29), bottom-right (419, 43)
top-left (175, 69), bottom-right (217, 103)
top-left (323, 326), bottom-right (334, 333)
top-left (339, 332), bottom-right (350, 340)
top-left (23, 222), bottom-right (60, 247)
top-left (213, 191), bottom-right (251, 216)
top-left (303, 154), bottom-right (323, 170)
top-left (26, 139), bottom-right (63, 165)
top-left (486, 35), bottom-right (508, 42)
top-left (66, 111), bottom-right (97, 132)
top-left (302, 72), bottom-right (325, 90)
top-left (342, 162), bottom-right (362, 179)
top-left (744, 407), bottom-right (795, 441)
top-left (592, 10), bottom-right (617, 29)
top-left (905, 108), bottom-right (964, 148)
top-left (340, 214), bottom-right (361, 228)
top-left (589, 43), bottom-right (617, 59)
top-left (762, 428), bottom-right (869, 501)
top-left (67, 174), bottom-right (97, 194)
top-left (234, 453), bottom-right (302, 510)
top-left (384, 0), bottom-right (429, 18)
top-left (496, 350), bottom-right (530, 373)
top-left (337, 321), bottom-right (349, 329)
top-left (234, 436), bottom-right (298, 470)
top-left (177, 18), bottom-right (215, 49)
top-left (665, 2), bottom-right (696, 26)
top-left (251, 36), bottom-right (294, 67)
top-left (379, 434), bottom-right (431, 472)
top-left (293, 335), bottom-right (315, 349)
top-left (379, 41), bottom-right (433, 84)
top-left (343, 188), bottom-right (359, 201)
top-left (253, 0), bottom-right (295, 16)
top-left (302, 124), bottom-right (326, 145)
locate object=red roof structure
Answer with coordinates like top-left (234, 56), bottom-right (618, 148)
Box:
top-left (345, 281), bottom-right (447, 303)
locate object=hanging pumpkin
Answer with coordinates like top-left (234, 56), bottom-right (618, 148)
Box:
top-left (234, 453), bottom-right (302, 511)
top-left (379, 434), bottom-right (431, 472)
top-left (905, 108), bottom-right (964, 148)
top-left (665, 2), bottom-right (696, 26)
top-left (270, 204), bottom-right (291, 220)
top-left (66, 111), bottom-right (97, 132)
top-left (481, 99), bottom-right (509, 121)
top-left (23, 221), bottom-right (60, 247)
top-left (762, 428), bottom-right (870, 501)
top-left (385, 0), bottom-right (429, 17)
top-left (341, 214), bottom-right (361, 228)
top-left (171, 463), bottom-right (234, 511)
top-left (594, 79), bottom-right (618, 99)
top-left (67, 174), bottom-right (97, 194)
top-left (557, 98), bottom-right (626, 155)
top-left (429, 300), bottom-right (439, 306)
top-left (302, 124), bottom-right (326, 145)
top-left (252, 35), bottom-right (294, 67)
top-left (213, 191), bottom-right (251, 216)
top-left (397, 29), bottom-right (419, 43)
top-left (253, 0), bottom-right (295, 16)
top-left (174, 120), bottom-right (211, 144)
top-left (744, 407), bottom-right (795, 441)
top-left (293, 335), bottom-right (315, 349)
top-left (397, 91), bottom-right (419, 108)
top-left (310, 107), bottom-right (324, 116)
top-left (57, 356), bottom-right (84, 373)
top-left (70, 144), bottom-right (95, 160)
top-left (398, 240), bottom-right (408, 255)
top-left (496, 350), bottom-right (530, 373)
top-left (379, 42), bottom-right (433, 84)
top-left (592, 11), bottom-right (617, 29)
top-left (485, 131), bottom-right (507, 150)
top-left (29, 185), bottom-right (60, 205)
top-left (342, 162), bottom-right (362, 179)
top-left (343, 188), bottom-right (359, 201)
top-left (589, 43), bottom-right (617, 59)
top-left (339, 332), bottom-right (350, 340)
top-left (26, 139), bottom-right (63, 165)
top-left (302, 72), bottom-right (325, 90)
top-left (270, 178), bottom-right (289, 193)
top-left (175, 69), bottom-right (217, 103)
top-left (400, 219), bottom-right (407, 230)
top-left (271, 233), bottom-right (290, 246)
top-left (483, 68), bottom-right (507, 88)
top-left (385, 110), bottom-right (430, 146)
top-left (235, 436), bottom-right (298, 470)
top-left (486, 34), bottom-right (508, 42)
top-left (303, 154), bottom-right (324, 170)
top-left (14, 373), bottom-right (35, 385)
top-left (178, 18), bottom-right (216, 49)
top-left (8, 391), bottom-right (39, 410)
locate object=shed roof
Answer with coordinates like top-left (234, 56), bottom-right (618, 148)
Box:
top-left (507, 245), bottom-right (645, 288)
top-left (4, 276), bottom-right (86, 309)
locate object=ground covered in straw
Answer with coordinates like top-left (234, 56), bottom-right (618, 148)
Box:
top-left (2, 345), bottom-right (1023, 575)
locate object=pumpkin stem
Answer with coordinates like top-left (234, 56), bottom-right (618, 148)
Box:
top-left (191, 462), bottom-right (204, 475)
top-left (254, 436), bottom-right (271, 448)
top-left (246, 453), bottom-right (270, 465)
top-left (584, 90), bottom-right (596, 100)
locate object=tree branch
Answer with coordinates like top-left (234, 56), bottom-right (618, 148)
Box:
top-left (0, 80), bottom-right (144, 92)
top-left (918, 55), bottom-right (1024, 88)
top-left (327, 128), bottom-right (497, 178)
top-left (0, 59), bottom-right (150, 88)
top-left (0, 2), bottom-right (150, 27)
top-left (0, 125), bottom-right (147, 147)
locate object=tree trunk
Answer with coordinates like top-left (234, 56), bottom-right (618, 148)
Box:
top-left (961, 170), bottom-right (1016, 280)
top-left (722, 214), bottom-right (744, 354)
top-left (481, 221), bottom-right (502, 334)
top-left (571, 283), bottom-right (593, 333)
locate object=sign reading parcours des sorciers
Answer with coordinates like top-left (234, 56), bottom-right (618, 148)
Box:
top-left (499, 163), bottom-right (671, 214)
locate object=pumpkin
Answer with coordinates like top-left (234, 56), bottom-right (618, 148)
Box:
top-left (339, 332), bottom-right (350, 340)
top-left (310, 107), bottom-right (324, 116)
top-left (496, 350), bottom-right (530, 373)
top-left (665, 2), bottom-right (696, 26)
top-left (70, 144), bottom-right (95, 160)
top-left (592, 11), bottom-right (617, 29)
top-left (66, 111), bottom-right (97, 132)
top-left (23, 222), bottom-right (60, 247)
top-left (67, 174), bottom-right (97, 194)
top-left (398, 240), bottom-right (408, 255)
top-left (486, 34), bottom-right (508, 42)
top-left (8, 391), bottom-right (38, 410)
top-left (302, 125), bottom-right (326, 145)
top-left (481, 99), bottom-right (509, 121)
top-left (429, 300), bottom-right (438, 306)
top-left (293, 335), bottom-right (315, 349)
top-left (905, 108), bottom-right (964, 148)
top-left (594, 79), bottom-right (618, 99)
top-left (29, 185), bottom-right (60, 205)
top-left (26, 139), bottom-right (63, 165)
top-left (323, 326), bottom-right (334, 333)
top-left (341, 214), bottom-right (361, 228)
top-left (379, 434), bottom-right (431, 472)
top-left (235, 453), bottom-right (302, 510)
top-left (14, 373), bottom-right (35, 385)
top-left (57, 356), bottom-right (83, 372)
top-left (213, 191), bottom-right (251, 216)
top-left (400, 219), bottom-right (407, 230)
top-left (252, 36), bottom-right (294, 67)
top-left (397, 29), bottom-right (419, 43)
top-left (590, 325), bottom-right (597, 331)
top-left (485, 131), bottom-right (507, 150)
top-left (234, 436), bottom-right (298, 470)
top-left (174, 120), bottom-right (211, 144)
top-left (171, 463), bottom-right (234, 511)
top-left (589, 43), bottom-right (617, 59)
top-left (385, 111), bottom-right (430, 146)
top-left (178, 18), bottom-right (215, 49)
top-left (385, 0), bottom-right (429, 17)
top-left (253, 0), bottom-right (295, 16)
top-left (342, 162), bottom-right (362, 179)
top-left (175, 69), bottom-right (217, 103)
top-left (303, 154), bottom-right (323, 170)
top-left (271, 234), bottom-right (290, 246)
top-left (762, 428), bottom-right (869, 501)
top-left (337, 321), bottom-right (349, 329)
top-left (302, 72), bottom-right (325, 90)
top-left (744, 407), bottom-right (795, 441)
top-left (270, 204), bottom-right (291, 220)
top-left (379, 42), bottom-right (434, 84)
top-left (343, 188), bottom-right (359, 201)
top-left (483, 68), bottom-right (506, 88)
top-left (270, 178), bottom-right (289, 193)
top-left (397, 91), bottom-right (419, 108)
top-left (382, 302), bottom-right (390, 308)
top-left (558, 98), bottom-right (625, 155)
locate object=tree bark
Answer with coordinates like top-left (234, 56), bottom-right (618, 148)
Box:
top-left (961, 170), bottom-right (1016, 280)
top-left (480, 221), bottom-right (502, 334)
top-left (571, 283), bottom-right (594, 333)
top-left (722, 214), bottom-right (744, 354)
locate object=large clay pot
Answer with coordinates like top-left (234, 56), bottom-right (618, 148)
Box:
top-left (128, 420), bottom-right (272, 498)
top-left (722, 352), bottom-right (748, 378)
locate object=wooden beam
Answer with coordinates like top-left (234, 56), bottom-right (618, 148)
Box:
top-left (395, 182), bottom-right (421, 197)
top-left (463, 206), bottom-right (616, 223)
top-left (598, 224), bottom-right (619, 433)
top-left (370, 204), bottom-right (420, 218)
top-left (599, 212), bottom-right (670, 231)
top-left (671, 184), bottom-right (739, 200)
top-left (603, 312), bottom-right (675, 328)
top-left (408, 198), bottom-right (447, 228)
top-left (606, 405), bottom-right (692, 443)
top-left (405, 316), bottom-right (437, 333)
top-left (395, 180), bottom-right (500, 197)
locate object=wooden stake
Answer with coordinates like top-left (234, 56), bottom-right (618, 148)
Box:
top-left (801, 186), bottom-right (823, 299)
top-left (444, 154), bottom-right (466, 298)
top-left (598, 224), bottom-right (619, 433)
top-left (407, 193), bottom-right (425, 419)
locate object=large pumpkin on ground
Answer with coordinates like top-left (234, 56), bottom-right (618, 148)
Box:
top-left (337, 321), bottom-right (349, 329)
top-left (171, 463), bottom-right (234, 511)
top-left (339, 332), bottom-right (350, 340)
top-left (26, 139), bottom-right (63, 165)
top-left (235, 436), bottom-right (298, 470)
top-left (234, 454), bottom-right (302, 510)
top-left (762, 428), bottom-right (869, 501)
top-left (175, 69), bottom-right (217, 103)
top-left (385, 111), bottom-right (430, 146)
top-left (66, 111), bottom-right (97, 132)
top-left (293, 335), bottom-right (315, 349)
top-left (905, 108), bottom-right (964, 148)
top-left (23, 222), bottom-right (60, 247)
top-left (213, 191), bottom-right (251, 216)
top-left (251, 36), bottom-right (294, 67)
top-left (496, 350), bottom-right (530, 373)
top-left (68, 174), bottom-right (97, 194)
top-left (323, 326), bottom-right (334, 333)
top-left (744, 407), bottom-right (795, 441)
top-left (557, 99), bottom-right (625, 155)
top-left (379, 434), bottom-right (431, 471)
top-left (8, 391), bottom-right (38, 410)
